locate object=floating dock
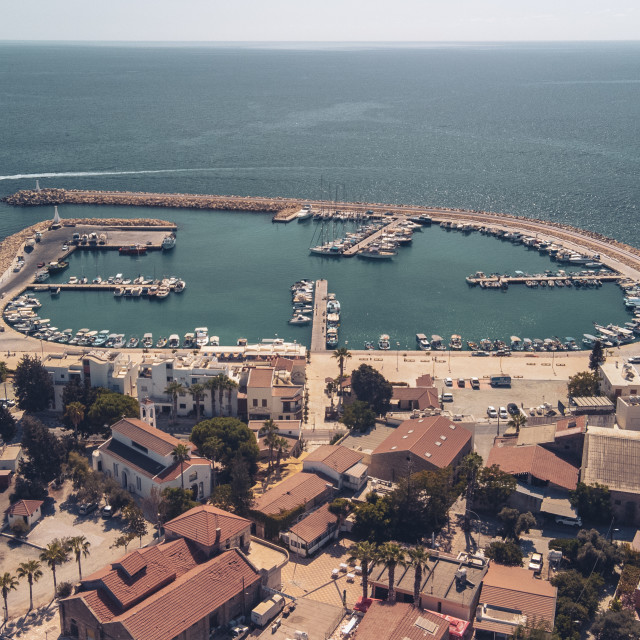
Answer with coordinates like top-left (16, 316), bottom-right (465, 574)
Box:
top-left (341, 219), bottom-right (400, 257)
top-left (310, 279), bottom-right (328, 352)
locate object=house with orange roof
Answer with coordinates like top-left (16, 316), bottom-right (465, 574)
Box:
top-left (280, 503), bottom-right (339, 557)
top-left (92, 417), bottom-right (212, 501)
top-left (7, 499), bottom-right (43, 529)
top-left (239, 366), bottom-right (304, 422)
top-left (302, 444), bottom-right (368, 490)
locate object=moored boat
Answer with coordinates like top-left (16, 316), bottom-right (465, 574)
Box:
top-left (168, 334), bottom-right (181, 348)
top-left (378, 334), bottom-right (391, 350)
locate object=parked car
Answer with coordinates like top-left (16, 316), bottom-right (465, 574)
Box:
top-left (499, 407), bottom-right (508, 420)
top-left (528, 552), bottom-right (543, 572)
top-left (444, 377), bottom-right (453, 387)
top-left (555, 515), bottom-right (582, 527)
top-left (470, 377), bottom-right (480, 389)
top-left (230, 626), bottom-right (249, 640)
top-left (101, 505), bottom-right (114, 518)
top-left (457, 378), bottom-right (465, 387)
top-left (441, 392), bottom-right (454, 402)
top-left (487, 406), bottom-right (497, 418)
top-left (507, 402), bottom-right (519, 416)
top-left (78, 502), bottom-right (98, 516)
top-left (627, 356), bottom-right (640, 364)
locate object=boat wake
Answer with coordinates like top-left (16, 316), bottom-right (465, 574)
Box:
top-left (0, 168), bottom-right (216, 181)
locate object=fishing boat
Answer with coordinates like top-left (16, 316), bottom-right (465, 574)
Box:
top-left (416, 333), bottom-right (431, 351)
top-left (47, 260), bottom-right (69, 273)
top-left (289, 314), bottom-right (311, 325)
top-left (195, 327), bottom-right (209, 347)
top-left (162, 234), bottom-right (176, 250)
top-left (326, 327), bottom-right (339, 348)
top-left (35, 270), bottom-right (50, 282)
top-left (142, 333), bottom-right (154, 348)
top-left (168, 334), bottom-right (181, 349)
top-left (156, 336), bottom-right (168, 348)
top-left (431, 335), bottom-right (446, 351)
top-left (510, 336), bottom-right (522, 351)
top-left (210, 336), bottom-right (220, 347)
top-left (155, 286), bottom-right (170, 299)
top-left (183, 332), bottom-right (195, 348)
top-left (127, 336), bottom-right (139, 348)
top-left (119, 244), bottom-right (147, 256)
top-left (378, 334), bottom-right (391, 350)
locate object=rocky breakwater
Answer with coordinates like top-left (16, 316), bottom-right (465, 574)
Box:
top-left (3, 188), bottom-right (299, 219)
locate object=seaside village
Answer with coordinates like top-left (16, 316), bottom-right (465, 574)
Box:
top-left (1, 336), bottom-right (640, 640)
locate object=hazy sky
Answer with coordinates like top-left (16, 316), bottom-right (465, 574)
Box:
top-left (1, 0), bottom-right (638, 42)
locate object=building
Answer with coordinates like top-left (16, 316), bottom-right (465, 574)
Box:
top-left (599, 361), bottom-right (640, 400)
top-left (369, 551), bottom-right (488, 621)
top-left (248, 420), bottom-right (303, 462)
top-left (486, 444), bottom-right (579, 492)
top-left (92, 417), bottom-right (212, 501)
top-left (250, 472), bottom-right (334, 538)
top-left (280, 504), bottom-right (339, 557)
top-left (475, 564), bottom-right (557, 638)
top-left (164, 504), bottom-right (251, 556)
top-left (7, 499), bottom-right (43, 529)
top-left (355, 601), bottom-right (449, 640)
top-left (302, 445), bottom-right (368, 490)
top-left (390, 385), bottom-right (440, 413)
top-left (59, 540), bottom-right (262, 640)
top-left (137, 352), bottom-right (241, 418)
top-left (242, 367), bottom-right (304, 422)
top-left (616, 395), bottom-right (640, 430)
top-left (516, 416), bottom-right (587, 464)
top-left (45, 350), bottom-right (140, 410)
top-left (369, 417), bottom-right (472, 483)
top-left (0, 445), bottom-right (23, 473)
top-left (581, 426), bottom-right (640, 524)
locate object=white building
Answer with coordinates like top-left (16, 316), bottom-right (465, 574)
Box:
top-left (599, 361), bottom-right (640, 400)
top-left (45, 351), bottom-right (140, 410)
top-left (8, 499), bottom-right (43, 529)
top-left (617, 395), bottom-right (640, 431)
top-left (92, 417), bottom-right (211, 501)
top-left (242, 367), bottom-right (304, 422)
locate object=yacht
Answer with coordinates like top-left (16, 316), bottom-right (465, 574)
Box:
top-left (449, 334), bottom-right (463, 350)
top-left (162, 234), bottom-right (176, 250)
top-left (326, 327), bottom-right (339, 348)
top-left (431, 335), bottom-right (446, 351)
top-left (113, 334), bottom-right (126, 349)
top-left (168, 334), bottom-right (181, 349)
top-left (195, 327), bottom-right (209, 347)
top-left (289, 314), bottom-right (311, 325)
top-left (378, 334), bottom-right (391, 350)
top-left (416, 333), bottom-right (431, 351)
top-left (296, 206), bottom-right (312, 221)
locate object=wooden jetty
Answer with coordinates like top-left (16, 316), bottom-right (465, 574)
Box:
top-left (342, 219), bottom-right (400, 257)
top-left (310, 279), bottom-right (328, 352)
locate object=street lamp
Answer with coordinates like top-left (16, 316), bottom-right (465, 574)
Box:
top-left (396, 342), bottom-right (400, 371)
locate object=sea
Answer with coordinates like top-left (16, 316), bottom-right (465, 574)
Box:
top-left (0, 41), bottom-right (638, 348)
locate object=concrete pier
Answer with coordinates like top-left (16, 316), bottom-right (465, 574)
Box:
top-left (467, 273), bottom-right (622, 287)
top-left (310, 279), bottom-right (328, 352)
top-left (342, 219), bottom-right (400, 257)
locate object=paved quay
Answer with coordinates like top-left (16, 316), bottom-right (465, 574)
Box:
top-left (310, 279), bottom-right (328, 353)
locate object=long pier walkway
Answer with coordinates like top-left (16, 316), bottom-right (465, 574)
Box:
top-left (467, 273), bottom-right (623, 287)
top-left (342, 219), bottom-right (399, 257)
top-left (310, 279), bottom-right (328, 352)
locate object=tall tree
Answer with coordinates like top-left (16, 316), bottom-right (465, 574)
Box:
top-left (332, 347), bottom-right (352, 380)
top-left (171, 443), bottom-right (191, 490)
top-left (507, 413), bottom-right (527, 435)
top-left (0, 573), bottom-right (18, 621)
top-left (164, 381), bottom-right (185, 423)
top-left (259, 419), bottom-right (279, 470)
top-left (407, 546), bottom-right (430, 606)
top-left (217, 375), bottom-right (238, 417)
top-left (39, 539), bottom-right (70, 597)
top-left (589, 340), bottom-right (606, 372)
top-left (230, 455), bottom-right (254, 516)
top-left (376, 542), bottom-right (406, 603)
top-left (348, 541), bottom-right (377, 600)
top-left (591, 609), bottom-right (640, 639)
top-left (350, 364), bottom-right (393, 415)
top-left (66, 536), bottom-right (91, 580)
top-left (458, 452), bottom-right (483, 524)
top-left (13, 355), bottom-right (53, 412)
top-left (188, 383), bottom-right (205, 422)
top-left (0, 405), bottom-right (17, 443)
top-left (203, 377), bottom-right (220, 418)
top-left (340, 400), bottom-right (376, 432)
top-left (17, 560), bottom-right (42, 611)
top-left (64, 402), bottom-right (85, 439)
top-left (20, 415), bottom-right (66, 485)
top-left (159, 487), bottom-right (198, 522)
top-left (87, 389), bottom-right (139, 435)
top-left (275, 436), bottom-right (290, 468)
top-left (569, 482), bottom-right (612, 523)
top-left (200, 435), bottom-right (224, 487)
top-left (328, 498), bottom-right (351, 540)
top-left (568, 371), bottom-right (600, 397)
top-left (122, 504), bottom-right (149, 547)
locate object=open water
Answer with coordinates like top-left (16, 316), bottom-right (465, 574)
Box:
top-left (0, 42), bottom-right (638, 346)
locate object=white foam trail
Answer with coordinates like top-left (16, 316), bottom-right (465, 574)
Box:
top-left (0, 169), bottom-right (212, 181)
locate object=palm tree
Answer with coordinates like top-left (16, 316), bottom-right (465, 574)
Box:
top-left (332, 347), bottom-right (352, 381)
top-left (328, 498), bottom-right (350, 541)
top-left (204, 377), bottom-right (220, 418)
top-left (201, 435), bottom-right (224, 488)
top-left (376, 542), bottom-right (406, 603)
top-left (259, 419), bottom-right (279, 470)
top-left (172, 443), bottom-right (191, 489)
top-left (39, 539), bottom-right (69, 598)
top-left (348, 541), bottom-right (377, 600)
top-left (407, 546), bottom-right (430, 606)
top-left (274, 437), bottom-right (290, 469)
top-left (222, 377), bottom-right (238, 417)
top-left (215, 374), bottom-right (238, 417)
top-left (64, 401), bottom-right (85, 438)
top-left (164, 381), bottom-right (185, 423)
top-left (507, 412), bottom-right (527, 435)
top-left (17, 560), bottom-right (42, 611)
top-left (66, 536), bottom-right (91, 581)
top-left (188, 383), bottom-right (205, 422)
top-left (0, 573), bottom-right (18, 622)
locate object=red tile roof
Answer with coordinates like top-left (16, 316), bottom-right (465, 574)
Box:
top-left (111, 418), bottom-right (185, 457)
top-left (164, 505), bottom-right (250, 547)
top-left (272, 386), bottom-right (303, 399)
top-left (153, 457), bottom-right (210, 483)
top-left (555, 415), bottom-right (587, 433)
top-left (355, 602), bottom-right (447, 640)
top-left (477, 564), bottom-right (557, 635)
top-left (7, 499), bottom-right (43, 517)
top-left (252, 472), bottom-right (331, 515)
top-left (289, 504), bottom-right (338, 543)
top-left (106, 550), bottom-right (260, 640)
top-left (372, 417), bottom-right (472, 468)
top-left (415, 374), bottom-right (434, 387)
top-left (486, 444), bottom-right (579, 491)
top-left (392, 386), bottom-right (439, 410)
top-left (247, 367), bottom-right (274, 388)
top-left (303, 445), bottom-right (364, 474)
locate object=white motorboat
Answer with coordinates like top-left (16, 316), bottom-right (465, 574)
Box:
top-left (162, 234), bottom-right (176, 250)
top-left (195, 327), bottom-right (209, 347)
top-left (168, 334), bottom-right (181, 348)
top-left (296, 206), bottom-right (312, 221)
top-left (183, 332), bottom-right (195, 348)
top-left (289, 314), bottom-right (311, 325)
top-left (210, 335), bottom-right (220, 346)
top-left (142, 333), bottom-right (154, 348)
top-left (378, 334), bottom-right (391, 350)
top-left (416, 333), bottom-right (431, 351)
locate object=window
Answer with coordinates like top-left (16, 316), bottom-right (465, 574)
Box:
top-left (199, 481), bottom-right (203, 497)
top-left (189, 471), bottom-right (198, 482)
top-left (60, 374), bottom-right (65, 379)
top-left (225, 539), bottom-right (231, 549)
top-left (113, 463), bottom-right (119, 478)
top-left (69, 619), bottom-right (79, 638)
top-left (131, 441), bottom-right (148, 454)
top-left (192, 378), bottom-right (198, 385)
top-left (262, 399), bottom-right (267, 407)
top-left (179, 403), bottom-right (186, 409)
top-left (252, 399), bottom-right (258, 407)
top-left (136, 477), bottom-right (142, 491)
top-left (166, 376), bottom-right (173, 382)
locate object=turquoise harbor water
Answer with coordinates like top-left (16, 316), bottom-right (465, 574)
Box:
top-left (0, 42), bottom-right (638, 346)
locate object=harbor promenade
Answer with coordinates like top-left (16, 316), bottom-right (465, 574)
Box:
top-left (310, 279), bottom-right (328, 352)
